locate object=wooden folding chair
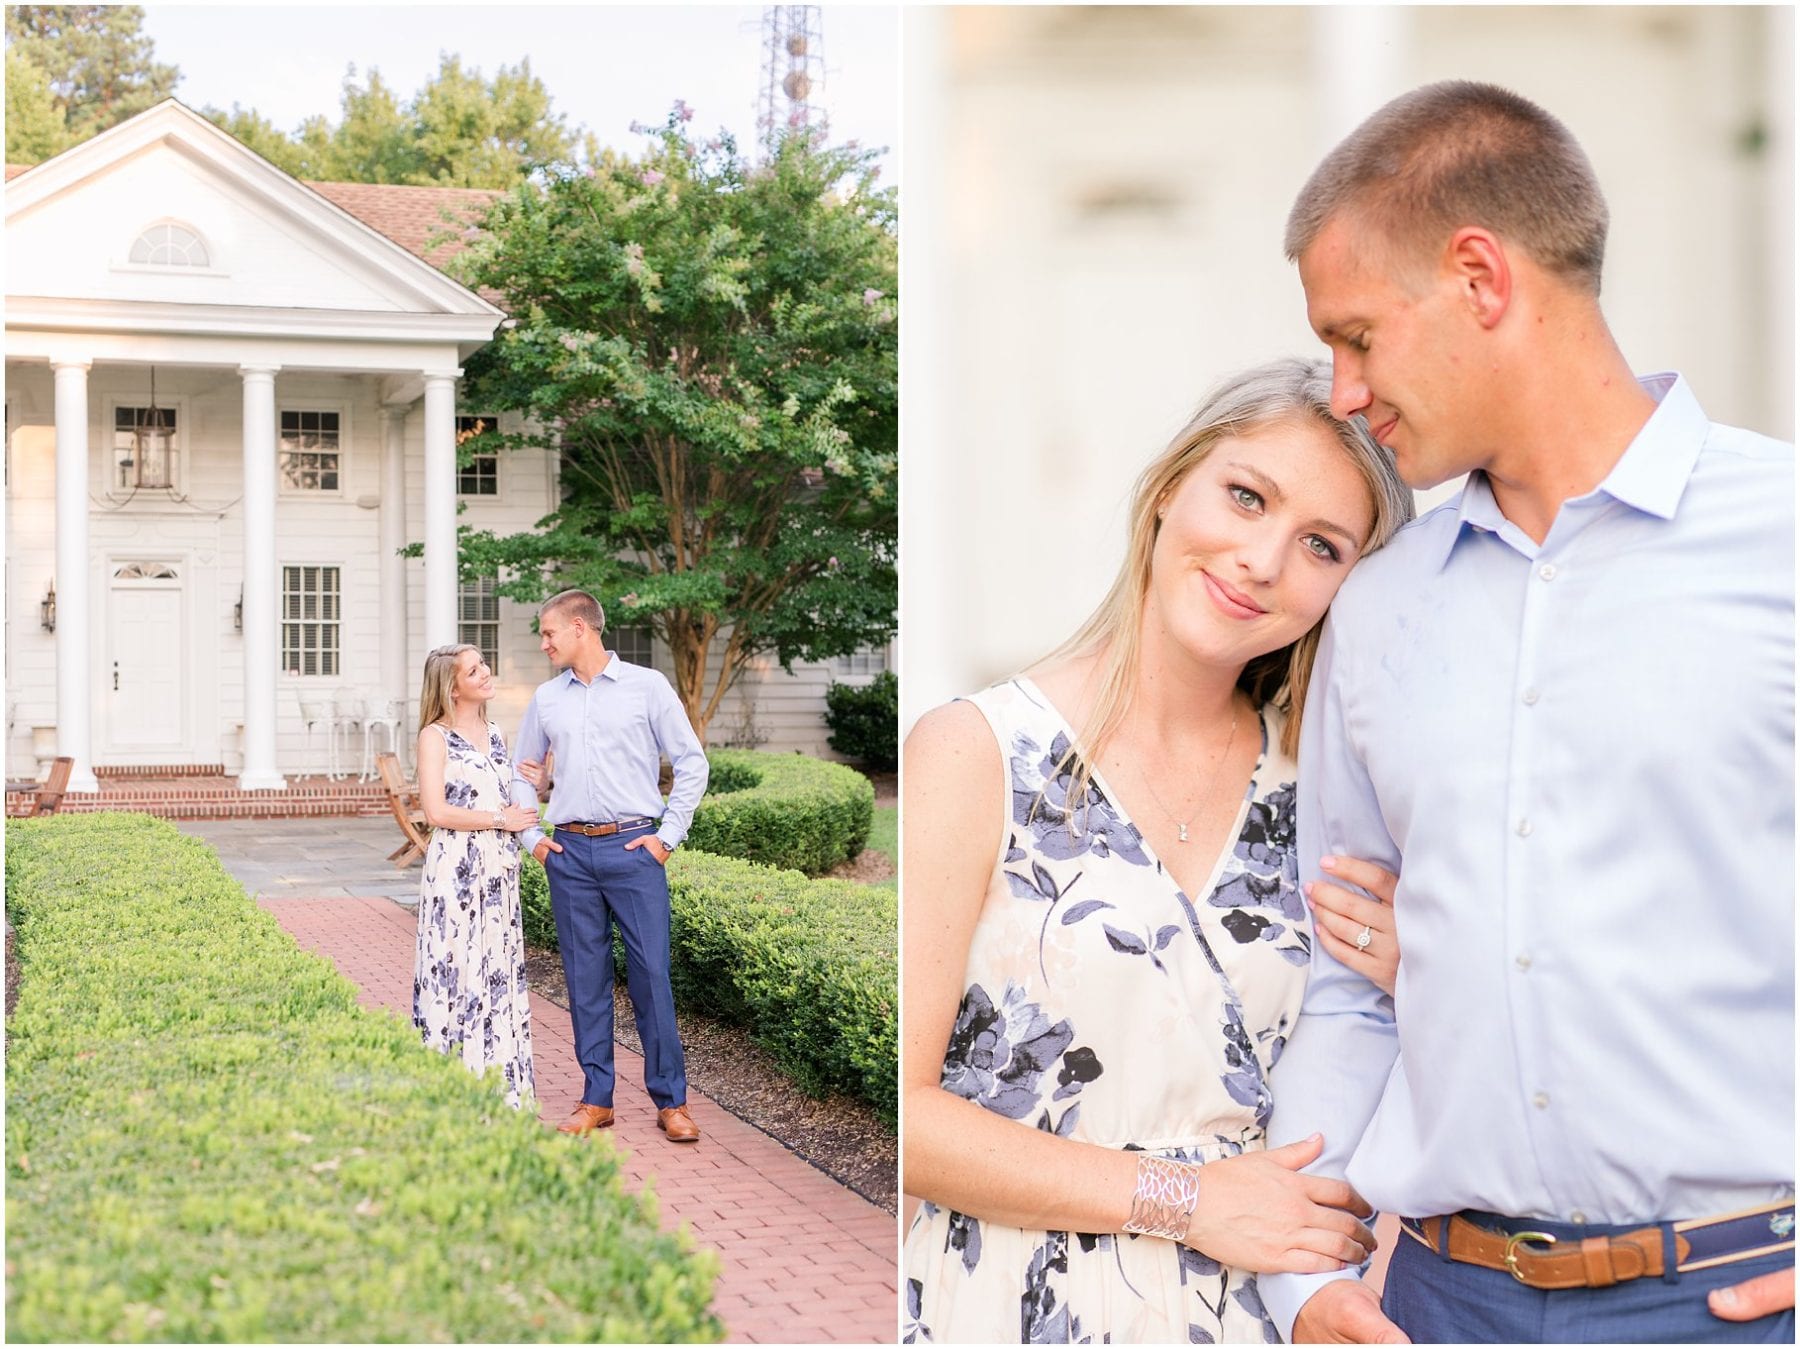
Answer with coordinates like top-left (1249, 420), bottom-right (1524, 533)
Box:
top-left (376, 751), bottom-right (431, 868)
top-left (6, 756), bottom-right (73, 818)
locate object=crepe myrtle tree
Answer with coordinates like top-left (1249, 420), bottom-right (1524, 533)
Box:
top-left (440, 104), bottom-right (897, 743)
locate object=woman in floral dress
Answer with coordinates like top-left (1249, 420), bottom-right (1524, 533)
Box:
top-left (412, 643), bottom-right (540, 1110)
top-left (903, 360), bottom-right (1416, 1343)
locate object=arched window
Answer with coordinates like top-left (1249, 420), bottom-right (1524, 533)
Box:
top-left (128, 222), bottom-right (210, 267)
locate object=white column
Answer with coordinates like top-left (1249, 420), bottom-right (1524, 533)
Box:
top-left (422, 371), bottom-right (459, 649)
top-left (51, 359), bottom-right (98, 792)
top-left (900, 6), bottom-right (959, 733)
top-left (239, 364), bottom-right (286, 791)
top-left (379, 403), bottom-right (410, 703)
top-left (1309, 8), bottom-right (1411, 150)
top-left (1766, 5), bottom-right (1794, 440)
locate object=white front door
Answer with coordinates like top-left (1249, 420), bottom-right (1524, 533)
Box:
top-left (109, 569), bottom-right (185, 752)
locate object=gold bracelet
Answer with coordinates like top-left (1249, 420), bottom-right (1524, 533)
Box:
top-left (1122, 1154), bottom-right (1202, 1241)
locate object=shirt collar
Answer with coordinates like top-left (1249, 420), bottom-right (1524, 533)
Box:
top-left (560, 651), bottom-right (622, 687)
top-left (1427, 372), bottom-right (1706, 571)
top-left (1592, 372), bottom-right (1707, 519)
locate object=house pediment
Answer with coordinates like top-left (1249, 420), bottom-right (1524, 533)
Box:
top-left (5, 100), bottom-right (502, 329)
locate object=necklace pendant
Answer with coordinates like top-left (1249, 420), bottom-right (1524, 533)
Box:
top-left (1177, 823), bottom-right (1188, 843)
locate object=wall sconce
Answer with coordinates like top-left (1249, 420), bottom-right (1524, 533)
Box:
top-left (233, 585), bottom-right (243, 632)
top-left (40, 581), bottom-right (55, 633)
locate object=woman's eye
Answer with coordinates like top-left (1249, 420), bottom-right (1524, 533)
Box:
top-left (1303, 534), bottom-right (1342, 563)
top-left (1229, 485), bottom-right (1262, 510)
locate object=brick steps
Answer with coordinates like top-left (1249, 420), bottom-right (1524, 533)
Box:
top-left (93, 762), bottom-right (226, 779)
top-left (7, 774), bottom-right (393, 821)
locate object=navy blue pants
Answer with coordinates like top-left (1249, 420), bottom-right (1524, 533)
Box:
top-left (1384, 1213), bottom-right (1796, 1343)
top-left (543, 826), bottom-right (686, 1110)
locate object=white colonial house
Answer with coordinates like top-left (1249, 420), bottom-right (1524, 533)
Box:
top-left (5, 99), bottom-right (886, 793)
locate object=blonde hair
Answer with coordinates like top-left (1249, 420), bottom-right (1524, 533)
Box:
top-left (418, 643), bottom-right (481, 733)
top-left (1033, 357), bottom-right (1413, 816)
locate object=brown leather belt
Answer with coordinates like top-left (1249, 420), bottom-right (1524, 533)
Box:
top-left (1405, 1214), bottom-right (1686, 1289)
top-left (1405, 1203), bottom-right (1796, 1291)
top-left (555, 817), bottom-right (659, 838)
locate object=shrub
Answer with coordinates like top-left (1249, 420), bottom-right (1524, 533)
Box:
top-left (824, 671), bottom-right (898, 771)
top-left (688, 749), bottom-right (873, 875)
top-left (5, 813), bottom-right (721, 1344)
top-left (521, 851), bottom-right (896, 1124)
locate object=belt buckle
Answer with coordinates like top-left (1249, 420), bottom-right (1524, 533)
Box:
top-left (1503, 1230), bottom-right (1559, 1284)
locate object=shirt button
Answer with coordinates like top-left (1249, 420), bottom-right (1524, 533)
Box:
top-left (1516, 955), bottom-right (1532, 972)
top-left (1522, 687), bottom-right (1541, 706)
top-left (1570, 1211), bottom-right (1588, 1224)
top-left (1538, 563), bottom-right (1558, 581)
top-left (1533, 1092), bottom-right (1550, 1110)
top-left (1516, 818), bottom-right (1533, 838)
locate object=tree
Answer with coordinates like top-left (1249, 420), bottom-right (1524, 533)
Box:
top-left (204, 104), bottom-right (307, 177)
top-left (449, 110), bottom-right (898, 742)
top-left (325, 67), bottom-right (415, 183)
top-left (201, 55), bottom-right (580, 188)
top-left (5, 45), bottom-right (67, 162)
top-left (406, 54), bottom-right (577, 187)
top-left (5, 5), bottom-right (177, 142)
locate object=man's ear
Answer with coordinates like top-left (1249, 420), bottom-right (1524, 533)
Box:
top-left (1444, 226), bottom-right (1511, 329)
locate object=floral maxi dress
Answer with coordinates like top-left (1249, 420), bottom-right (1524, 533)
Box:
top-left (904, 678), bottom-right (1311, 1344)
top-left (412, 721), bottom-right (536, 1111)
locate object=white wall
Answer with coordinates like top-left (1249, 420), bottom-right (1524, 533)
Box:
top-left (3, 366), bottom-right (559, 776)
top-left (3, 362), bottom-right (882, 774)
top-left (6, 143), bottom-right (409, 313)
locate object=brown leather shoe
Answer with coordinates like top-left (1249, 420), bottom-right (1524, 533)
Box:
top-left (557, 1103), bottom-right (614, 1135)
top-left (657, 1104), bottom-right (700, 1142)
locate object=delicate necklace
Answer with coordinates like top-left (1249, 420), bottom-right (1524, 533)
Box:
top-left (1134, 700), bottom-right (1241, 843)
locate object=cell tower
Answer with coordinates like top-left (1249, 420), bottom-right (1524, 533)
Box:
top-left (757, 6), bottom-right (826, 155)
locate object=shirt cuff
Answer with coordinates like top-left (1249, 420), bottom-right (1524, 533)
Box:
top-left (1260, 1267), bottom-right (1365, 1344)
top-left (521, 825), bottom-right (546, 855)
top-left (656, 831), bottom-right (681, 853)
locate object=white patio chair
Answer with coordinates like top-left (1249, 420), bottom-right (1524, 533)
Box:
top-left (362, 693), bottom-right (407, 781)
top-left (298, 693), bottom-right (336, 778)
top-left (332, 688), bottom-right (366, 782)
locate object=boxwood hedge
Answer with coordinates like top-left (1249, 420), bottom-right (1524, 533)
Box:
top-left (5, 813), bottom-right (721, 1344)
top-left (689, 749), bottom-right (873, 876)
top-left (522, 850), bottom-right (896, 1125)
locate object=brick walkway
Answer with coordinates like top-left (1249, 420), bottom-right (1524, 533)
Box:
top-left (262, 894), bottom-right (896, 1344)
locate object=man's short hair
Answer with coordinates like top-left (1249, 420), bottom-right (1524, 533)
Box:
top-left (541, 588), bottom-right (605, 635)
top-left (1286, 80), bottom-right (1609, 296)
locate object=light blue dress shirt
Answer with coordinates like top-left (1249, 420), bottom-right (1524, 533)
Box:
top-left (1260, 374), bottom-right (1795, 1340)
top-left (510, 653), bottom-right (709, 855)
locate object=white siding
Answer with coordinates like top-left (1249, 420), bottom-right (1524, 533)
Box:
top-left (5, 370), bottom-right (874, 774)
top-left (7, 145), bottom-right (410, 314)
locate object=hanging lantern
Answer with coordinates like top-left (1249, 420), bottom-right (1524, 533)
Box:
top-left (131, 367), bottom-right (173, 488)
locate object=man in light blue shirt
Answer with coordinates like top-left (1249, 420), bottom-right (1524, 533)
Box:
top-left (511, 588), bottom-right (710, 1143)
top-left (1261, 82), bottom-right (1794, 1343)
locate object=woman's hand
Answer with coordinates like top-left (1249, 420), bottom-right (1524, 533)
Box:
top-left (1305, 855), bottom-right (1400, 995)
top-left (1183, 1134), bottom-right (1377, 1274)
top-left (499, 804), bottom-right (539, 832)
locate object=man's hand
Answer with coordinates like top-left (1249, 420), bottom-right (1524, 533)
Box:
top-left (1291, 1280), bottom-right (1411, 1345)
top-left (1709, 1267), bottom-right (1794, 1322)
top-left (531, 838), bottom-right (563, 864)
top-left (625, 835), bottom-right (671, 865)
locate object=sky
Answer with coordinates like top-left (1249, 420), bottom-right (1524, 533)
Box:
top-left (137, 5), bottom-right (900, 178)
